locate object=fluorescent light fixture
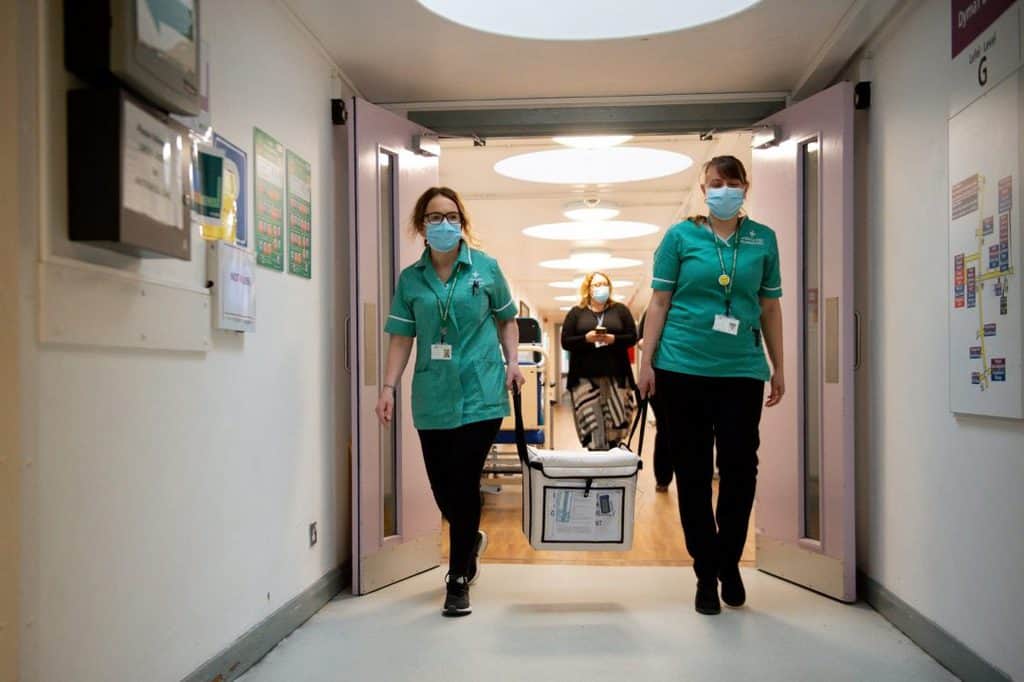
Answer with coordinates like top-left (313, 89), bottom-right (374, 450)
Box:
top-left (563, 199), bottom-right (620, 221)
top-left (495, 147), bottom-right (692, 185)
top-left (751, 125), bottom-right (780, 149)
top-left (523, 221), bottom-right (659, 241)
top-left (417, 0), bottom-right (762, 41)
top-left (548, 279), bottom-right (634, 289)
top-left (553, 135), bottom-right (632, 149)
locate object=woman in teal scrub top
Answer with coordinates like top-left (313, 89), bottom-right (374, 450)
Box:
top-left (376, 186), bottom-right (525, 618)
top-left (637, 156), bottom-right (785, 616)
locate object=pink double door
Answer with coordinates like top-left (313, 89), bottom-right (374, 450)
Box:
top-left (750, 82), bottom-right (857, 602)
top-left (349, 98), bottom-right (442, 595)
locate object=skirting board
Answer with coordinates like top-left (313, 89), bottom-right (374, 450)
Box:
top-left (183, 561), bottom-right (351, 682)
top-left (858, 571), bottom-right (1011, 682)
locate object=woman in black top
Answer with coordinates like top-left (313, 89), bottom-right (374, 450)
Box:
top-left (560, 272), bottom-right (638, 450)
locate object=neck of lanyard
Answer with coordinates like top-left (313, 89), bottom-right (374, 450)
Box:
top-left (713, 229), bottom-right (740, 316)
top-left (436, 263), bottom-right (462, 341)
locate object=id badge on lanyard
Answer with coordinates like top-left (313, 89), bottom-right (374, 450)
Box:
top-left (713, 230), bottom-right (741, 336)
top-left (433, 265), bottom-right (460, 361)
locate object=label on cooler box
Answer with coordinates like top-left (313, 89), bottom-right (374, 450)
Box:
top-left (542, 487), bottom-right (624, 543)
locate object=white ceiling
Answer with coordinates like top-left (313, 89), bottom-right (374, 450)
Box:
top-left (440, 133), bottom-right (752, 321)
top-left (284, 0), bottom-right (860, 103)
top-left (280, 0), bottom-right (877, 321)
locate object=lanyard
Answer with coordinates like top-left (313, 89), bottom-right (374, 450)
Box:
top-left (713, 228), bottom-right (740, 316)
top-left (435, 263), bottom-right (462, 341)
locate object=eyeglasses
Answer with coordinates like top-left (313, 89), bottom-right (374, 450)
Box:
top-left (424, 212), bottom-right (462, 226)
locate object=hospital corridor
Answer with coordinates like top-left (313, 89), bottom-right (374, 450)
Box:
top-left (2, 1), bottom-right (1023, 681)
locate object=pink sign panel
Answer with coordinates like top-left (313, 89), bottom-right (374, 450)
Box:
top-left (952, 0), bottom-right (1017, 58)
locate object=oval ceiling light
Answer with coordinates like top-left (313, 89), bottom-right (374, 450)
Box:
top-left (417, 0), bottom-right (762, 41)
top-left (559, 306), bottom-right (573, 311)
top-left (554, 295), bottom-right (579, 302)
top-left (524, 221), bottom-right (659, 241)
top-left (548, 279), bottom-right (634, 289)
top-left (563, 199), bottom-right (620, 221)
top-left (495, 147), bottom-right (692, 185)
top-left (540, 255), bottom-right (644, 271)
top-left (553, 135), bottom-right (632, 149)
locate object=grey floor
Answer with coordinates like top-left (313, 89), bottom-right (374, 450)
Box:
top-left (238, 564), bottom-right (955, 682)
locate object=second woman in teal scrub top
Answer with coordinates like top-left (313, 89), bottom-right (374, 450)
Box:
top-left (637, 155), bottom-right (785, 617)
top-left (376, 186), bottom-right (524, 618)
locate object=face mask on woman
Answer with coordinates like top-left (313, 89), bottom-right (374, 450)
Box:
top-left (425, 220), bottom-right (462, 253)
top-left (706, 186), bottom-right (745, 220)
top-left (592, 286), bottom-right (610, 304)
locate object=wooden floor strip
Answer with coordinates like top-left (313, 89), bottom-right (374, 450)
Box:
top-left (443, 404), bottom-right (756, 568)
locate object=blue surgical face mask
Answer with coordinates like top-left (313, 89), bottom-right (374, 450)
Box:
top-left (706, 186), bottom-right (745, 220)
top-left (592, 286), bottom-right (610, 304)
top-left (425, 220), bottom-right (462, 253)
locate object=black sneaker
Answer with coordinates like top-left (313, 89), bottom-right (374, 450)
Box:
top-left (443, 575), bottom-right (471, 617)
top-left (695, 580), bottom-right (721, 615)
top-left (720, 568), bottom-right (746, 607)
top-left (468, 530), bottom-right (488, 586)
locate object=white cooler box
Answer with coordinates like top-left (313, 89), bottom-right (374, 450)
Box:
top-left (512, 387), bottom-right (646, 551)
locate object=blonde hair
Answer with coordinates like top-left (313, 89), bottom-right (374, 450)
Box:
top-left (577, 271), bottom-right (613, 308)
top-left (409, 186), bottom-right (481, 247)
top-left (687, 155), bottom-right (751, 225)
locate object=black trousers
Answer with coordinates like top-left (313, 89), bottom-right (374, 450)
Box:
top-left (654, 369), bottom-right (764, 582)
top-left (417, 418), bottom-right (502, 579)
top-left (649, 393), bottom-right (673, 487)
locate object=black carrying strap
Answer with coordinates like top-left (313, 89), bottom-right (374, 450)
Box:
top-left (512, 384), bottom-right (647, 463)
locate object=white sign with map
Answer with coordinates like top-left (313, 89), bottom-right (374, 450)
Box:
top-left (948, 69), bottom-right (1023, 418)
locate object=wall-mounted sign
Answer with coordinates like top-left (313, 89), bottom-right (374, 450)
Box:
top-left (214, 133), bottom-right (248, 247)
top-left (286, 150), bottom-right (312, 279)
top-left (950, 0), bottom-right (1021, 116)
top-left (253, 127), bottom-right (284, 271)
top-left (207, 240), bottom-right (255, 333)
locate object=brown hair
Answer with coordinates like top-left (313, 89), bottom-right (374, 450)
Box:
top-left (409, 186), bottom-right (480, 247)
top-left (688, 155), bottom-right (750, 226)
top-left (577, 271), bottom-right (613, 308)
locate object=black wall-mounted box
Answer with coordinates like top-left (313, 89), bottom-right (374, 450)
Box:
top-left (67, 87), bottom-right (192, 259)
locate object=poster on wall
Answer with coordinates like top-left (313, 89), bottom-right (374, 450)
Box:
top-left (948, 8), bottom-right (1023, 418)
top-left (213, 133), bottom-right (248, 248)
top-left (253, 128), bottom-right (285, 271)
top-left (286, 150), bottom-right (312, 279)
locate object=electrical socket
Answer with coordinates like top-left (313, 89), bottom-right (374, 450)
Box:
top-left (309, 522), bottom-right (318, 547)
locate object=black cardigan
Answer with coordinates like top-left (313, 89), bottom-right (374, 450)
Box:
top-left (560, 302), bottom-right (638, 389)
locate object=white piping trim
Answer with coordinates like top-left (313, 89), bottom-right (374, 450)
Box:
top-left (652, 277), bottom-right (676, 284)
top-left (493, 299), bottom-right (515, 313)
top-left (761, 285), bottom-right (783, 291)
top-left (388, 314), bottom-right (414, 324)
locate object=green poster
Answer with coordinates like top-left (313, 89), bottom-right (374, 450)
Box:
top-left (286, 150), bottom-right (312, 279)
top-left (253, 128), bottom-right (285, 271)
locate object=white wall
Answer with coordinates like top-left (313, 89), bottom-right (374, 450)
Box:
top-left (853, 2), bottom-right (1024, 678)
top-left (19, 1), bottom-right (353, 680)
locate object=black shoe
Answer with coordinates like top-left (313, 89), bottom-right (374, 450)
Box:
top-left (720, 568), bottom-right (746, 607)
top-left (443, 575), bottom-right (471, 617)
top-left (695, 580), bottom-right (721, 615)
top-left (468, 530), bottom-right (488, 586)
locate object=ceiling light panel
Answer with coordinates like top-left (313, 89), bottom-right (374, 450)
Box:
top-left (523, 221), bottom-right (659, 241)
top-left (495, 147), bottom-right (692, 185)
top-left (417, 1), bottom-right (762, 41)
top-left (540, 256), bottom-right (644, 270)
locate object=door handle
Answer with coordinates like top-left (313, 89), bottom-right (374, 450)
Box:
top-left (854, 311), bottom-right (863, 371)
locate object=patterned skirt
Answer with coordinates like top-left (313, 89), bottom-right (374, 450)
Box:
top-left (569, 377), bottom-right (636, 451)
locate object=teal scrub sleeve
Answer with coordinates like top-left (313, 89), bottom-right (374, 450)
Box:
top-left (651, 229), bottom-right (682, 292)
top-left (488, 263), bottom-right (518, 321)
top-left (759, 232), bottom-right (784, 299)
top-left (384, 273), bottom-right (416, 336)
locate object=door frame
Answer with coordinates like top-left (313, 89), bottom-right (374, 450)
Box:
top-left (1, 0), bottom-right (23, 675)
